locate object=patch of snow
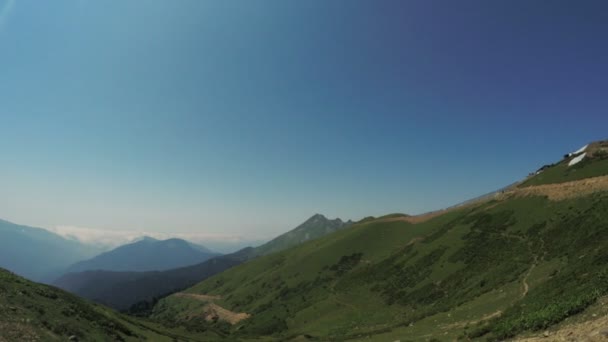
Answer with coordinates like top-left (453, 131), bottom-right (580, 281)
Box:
top-left (572, 144), bottom-right (588, 155)
top-left (568, 152), bottom-right (587, 166)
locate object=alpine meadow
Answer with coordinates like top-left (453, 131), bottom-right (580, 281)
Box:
top-left (1, 1), bottom-right (608, 342)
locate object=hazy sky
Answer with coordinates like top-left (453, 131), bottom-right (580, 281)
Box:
top-left (1, 1), bottom-right (607, 246)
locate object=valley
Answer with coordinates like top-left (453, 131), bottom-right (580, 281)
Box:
top-left (2, 2), bottom-right (606, 340)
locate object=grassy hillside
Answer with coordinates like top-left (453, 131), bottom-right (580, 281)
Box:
top-left (0, 268), bottom-right (219, 341)
top-left (252, 214), bottom-right (352, 257)
top-left (153, 180), bottom-right (608, 341)
top-left (54, 214), bottom-right (349, 312)
top-left (519, 140), bottom-right (608, 187)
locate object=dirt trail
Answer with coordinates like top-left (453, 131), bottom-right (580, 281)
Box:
top-left (440, 310), bottom-right (503, 330)
top-left (176, 292), bottom-right (251, 325)
top-left (518, 236), bottom-right (545, 299)
top-left (519, 241), bottom-right (537, 299)
top-left (498, 231), bottom-right (542, 300)
top-left (521, 263), bottom-right (535, 298)
top-left (174, 293), bottom-right (222, 301)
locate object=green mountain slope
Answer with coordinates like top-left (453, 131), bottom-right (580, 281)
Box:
top-left (53, 214), bottom-right (349, 311)
top-left (54, 251), bottom-right (249, 311)
top-left (252, 214), bottom-right (352, 257)
top-left (0, 268), bottom-right (216, 341)
top-left (520, 140), bottom-right (608, 187)
top-left (152, 145), bottom-right (608, 341)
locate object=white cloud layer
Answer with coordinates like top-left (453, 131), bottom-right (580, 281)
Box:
top-left (47, 225), bottom-right (267, 253)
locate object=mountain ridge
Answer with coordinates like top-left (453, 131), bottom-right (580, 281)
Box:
top-left (54, 214), bottom-right (351, 311)
top-left (251, 213), bottom-right (351, 257)
top-left (64, 237), bottom-right (219, 274)
top-left (0, 219), bottom-right (104, 282)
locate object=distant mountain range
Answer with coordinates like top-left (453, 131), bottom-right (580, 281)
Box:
top-left (0, 219), bottom-right (104, 282)
top-left (64, 237), bottom-right (219, 273)
top-left (53, 214), bottom-right (352, 310)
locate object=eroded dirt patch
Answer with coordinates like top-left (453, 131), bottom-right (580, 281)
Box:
top-left (198, 303), bottom-right (251, 325)
top-left (176, 292), bottom-right (251, 325)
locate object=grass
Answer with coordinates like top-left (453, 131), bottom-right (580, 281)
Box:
top-left (5, 161), bottom-right (607, 341)
top-left (469, 192), bottom-right (608, 340)
top-left (357, 282), bottom-right (522, 341)
top-left (519, 155), bottom-right (608, 187)
top-left (152, 188), bottom-right (608, 341)
top-left (0, 268), bottom-right (215, 341)
top-left (6, 144), bottom-right (608, 341)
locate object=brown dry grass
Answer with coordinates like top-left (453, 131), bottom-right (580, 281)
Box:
top-left (501, 175), bottom-right (608, 202)
top-left (376, 175), bottom-right (608, 226)
top-left (585, 140), bottom-right (608, 158)
top-left (376, 209), bottom-right (457, 224)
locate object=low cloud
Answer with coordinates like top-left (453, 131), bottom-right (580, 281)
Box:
top-left (47, 225), bottom-right (267, 253)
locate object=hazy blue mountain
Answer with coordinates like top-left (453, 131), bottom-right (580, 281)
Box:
top-left (0, 219), bottom-right (103, 282)
top-left (53, 214), bottom-right (350, 310)
top-left (53, 249), bottom-right (252, 311)
top-left (64, 237), bottom-right (220, 273)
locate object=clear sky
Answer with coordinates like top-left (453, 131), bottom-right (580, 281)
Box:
top-left (1, 0), bottom-right (607, 247)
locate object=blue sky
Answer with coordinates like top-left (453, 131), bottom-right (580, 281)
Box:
top-left (0, 0), bottom-right (607, 246)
